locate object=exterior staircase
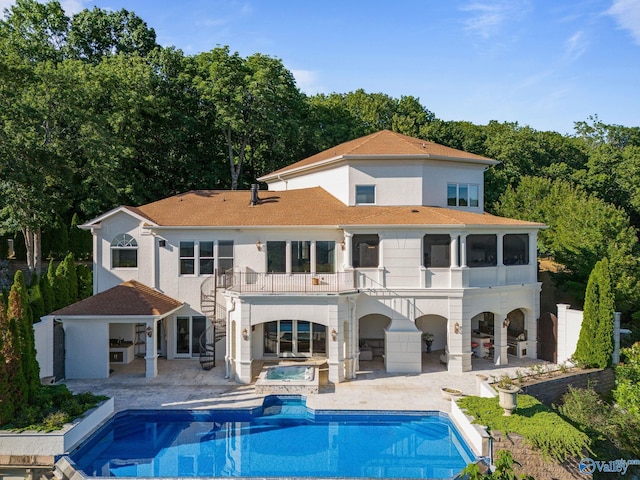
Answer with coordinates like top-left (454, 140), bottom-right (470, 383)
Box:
top-left (199, 271), bottom-right (228, 370)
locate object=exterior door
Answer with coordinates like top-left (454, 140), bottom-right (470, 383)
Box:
top-left (176, 316), bottom-right (207, 357)
top-left (537, 312), bottom-right (557, 363)
top-left (53, 321), bottom-right (65, 380)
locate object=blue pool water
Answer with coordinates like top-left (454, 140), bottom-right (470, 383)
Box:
top-left (69, 396), bottom-right (475, 479)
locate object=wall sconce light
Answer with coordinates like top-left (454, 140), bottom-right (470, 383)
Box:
top-left (454, 322), bottom-right (460, 334)
top-left (339, 240), bottom-right (345, 250)
top-left (158, 239), bottom-right (166, 247)
top-left (146, 326), bottom-right (153, 337)
top-left (503, 318), bottom-right (511, 328)
top-left (242, 328), bottom-right (249, 341)
top-left (331, 328), bottom-right (337, 341)
top-left (256, 240), bottom-right (262, 251)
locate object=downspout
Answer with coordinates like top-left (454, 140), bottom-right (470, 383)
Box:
top-left (277, 174), bottom-right (288, 191)
top-left (225, 297), bottom-right (237, 379)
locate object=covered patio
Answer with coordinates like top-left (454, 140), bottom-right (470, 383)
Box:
top-left (46, 280), bottom-right (183, 379)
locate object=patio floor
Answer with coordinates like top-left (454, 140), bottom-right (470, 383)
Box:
top-left (63, 350), bottom-right (549, 414)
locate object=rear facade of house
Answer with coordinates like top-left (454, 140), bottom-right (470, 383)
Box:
top-left (52, 130), bottom-right (543, 383)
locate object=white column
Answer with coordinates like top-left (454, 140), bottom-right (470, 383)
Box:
top-left (285, 240), bottom-right (292, 274)
top-left (528, 232), bottom-right (537, 282)
top-left (310, 240), bottom-right (317, 274)
top-left (449, 234), bottom-right (458, 268)
top-left (459, 234), bottom-right (468, 268)
top-left (494, 316), bottom-right (509, 366)
top-left (145, 320), bottom-right (158, 378)
top-left (343, 232), bottom-right (353, 269)
top-left (497, 233), bottom-right (504, 266)
top-left (92, 228), bottom-right (100, 294)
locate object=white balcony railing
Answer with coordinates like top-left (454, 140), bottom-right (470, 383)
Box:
top-left (224, 271), bottom-right (357, 294)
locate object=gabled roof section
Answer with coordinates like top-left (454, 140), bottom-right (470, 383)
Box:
top-left (51, 280), bottom-right (183, 317)
top-left (80, 205), bottom-right (157, 229)
top-left (259, 130), bottom-right (497, 181)
top-left (127, 187), bottom-right (543, 229)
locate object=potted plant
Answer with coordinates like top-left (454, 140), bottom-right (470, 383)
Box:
top-left (422, 332), bottom-right (434, 352)
top-left (494, 374), bottom-right (520, 416)
top-left (440, 387), bottom-right (463, 401)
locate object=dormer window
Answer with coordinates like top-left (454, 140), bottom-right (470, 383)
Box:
top-left (355, 185), bottom-right (376, 204)
top-left (447, 183), bottom-right (479, 207)
top-left (111, 234), bottom-right (138, 268)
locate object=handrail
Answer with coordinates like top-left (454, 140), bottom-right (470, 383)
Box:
top-left (224, 271), bottom-right (357, 294)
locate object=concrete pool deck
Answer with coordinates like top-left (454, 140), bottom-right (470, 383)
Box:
top-left (63, 352), bottom-right (550, 414)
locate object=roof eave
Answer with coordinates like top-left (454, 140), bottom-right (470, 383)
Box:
top-left (259, 153), bottom-right (498, 182)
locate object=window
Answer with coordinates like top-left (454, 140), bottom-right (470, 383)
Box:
top-left (467, 234), bottom-right (497, 267)
top-left (199, 241), bottom-right (214, 275)
top-left (503, 234), bottom-right (529, 265)
top-left (267, 241), bottom-right (286, 272)
top-left (355, 185), bottom-right (375, 204)
top-left (180, 240), bottom-right (234, 275)
top-left (316, 241), bottom-right (336, 273)
top-left (423, 234), bottom-right (450, 267)
top-left (447, 183), bottom-right (479, 207)
top-left (292, 241), bottom-right (311, 272)
top-left (352, 234), bottom-right (379, 268)
top-left (218, 240), bottom-right (234, 272)
top-left (263, 320), bottom-right (327, 357)
top-left (179, 241), bottom-right (195, 275)
top-left (111, 234), bottom-right (138, 268)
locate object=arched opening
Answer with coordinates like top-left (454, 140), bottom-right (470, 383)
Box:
top-left (415, 314), bottom-right (447, 352)
top-left (358, 314), bottom-right (391, 360)
top-left (471, 312), bottom-right (495, 360)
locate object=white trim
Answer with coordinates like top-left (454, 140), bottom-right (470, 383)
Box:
top-left (79, 206), bottom-right (158, 229)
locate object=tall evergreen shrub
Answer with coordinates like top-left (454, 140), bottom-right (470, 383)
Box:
top-left (0, 298), bottom-right (15, 425)
top-left (573, 258), bottom-right (615, 368)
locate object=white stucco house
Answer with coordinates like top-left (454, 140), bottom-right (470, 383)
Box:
top-left (47, 130), bottom-right (544, 384)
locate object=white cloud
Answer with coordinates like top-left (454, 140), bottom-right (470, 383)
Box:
top-left (460, 1), bottom-right (531, 39)
top-left (565, 30), bottom-right (587, 60)
top-left (291, 69), bottom-right (324, 95)
top-left (608, 0), bottom-right (640, 45)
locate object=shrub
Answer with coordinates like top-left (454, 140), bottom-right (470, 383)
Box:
top-left (458, 394), bottom-right (590, 462)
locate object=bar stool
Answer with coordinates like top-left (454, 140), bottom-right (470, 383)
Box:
top-left (484, 342), bottom-right (494, 359)
top-left (471, 342), bottom-right (480, 357)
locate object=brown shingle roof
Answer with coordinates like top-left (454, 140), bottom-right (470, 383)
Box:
top-left (260, 130), bottom-right (496, 179)
top-left (126, 187), bottom-right (542, 228)
top-left (52, 280), bottom-right (183, 317)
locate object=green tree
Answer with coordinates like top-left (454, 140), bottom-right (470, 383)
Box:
top-left (39, 270), bottom-right (54, 313)
top-left (194, 47), bottom-right (307, 189)
top-left (495, 177), bottom-right (639, 311)
top-left (76, 263), bottom-right (93, 300)
top-left (614, 342), bottom-right (640, 419)
top-left (573, 259), bottom-right (615, 368)
top-left (57, 253), bottom-right (78, 302)
top-left (66, 7), bottom-right (158, 63)
top-left (0, 297), bottom-right (16, 424)
top-left (8, 270), bottom-right (39, 402)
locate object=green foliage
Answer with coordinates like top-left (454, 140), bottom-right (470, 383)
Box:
top-left (69, 213), bottom-right (91, 259)
top-left (0, 236), bottom-right (8, 259)
top-left (462, 450), bottom-right (535, 480)
top-left (559, 386), bottom-right (640, 458)
top-left (0, 321), bottom-right (14, 424)
top-left (3, 384), bottom-right (108, 432)
top-left (8, 271), bottom-right (39, 402)
top-left (573, 259), bottom-right (615, 368)
top-left (57, 253), bottom-right (78, 302)
top-left (76, 263), bottom-right (93, 300)
top-left (39, 272), bottom-right (53, 313)
top-left (615, 342), bottom-right (640, 420)
top-left (28, 280), bottom-right (45, 321)
top-left (495, 177), bottom-right (639, 310)
top-left (458, 395), bottom-right (590, 462)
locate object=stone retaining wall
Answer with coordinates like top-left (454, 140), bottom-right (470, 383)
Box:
top-left (520, 368), bottom-right (614, 406)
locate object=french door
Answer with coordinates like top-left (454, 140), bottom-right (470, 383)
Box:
top-left (263, 320), bottom-right (326, 357)
top-left (176, 316), bottom-right (207, 358)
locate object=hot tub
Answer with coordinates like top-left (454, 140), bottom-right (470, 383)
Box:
top-left (255, 364), bottom-right (319, 394)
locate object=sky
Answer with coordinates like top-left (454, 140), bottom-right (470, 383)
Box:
top-left (2, 0), bottom-right (640, 135)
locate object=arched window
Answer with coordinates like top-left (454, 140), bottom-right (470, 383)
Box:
top-left (111, 234), bottom-right (138, 268)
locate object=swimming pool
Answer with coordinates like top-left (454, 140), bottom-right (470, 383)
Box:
top-left (67, 396), bottom-right (476, 479)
